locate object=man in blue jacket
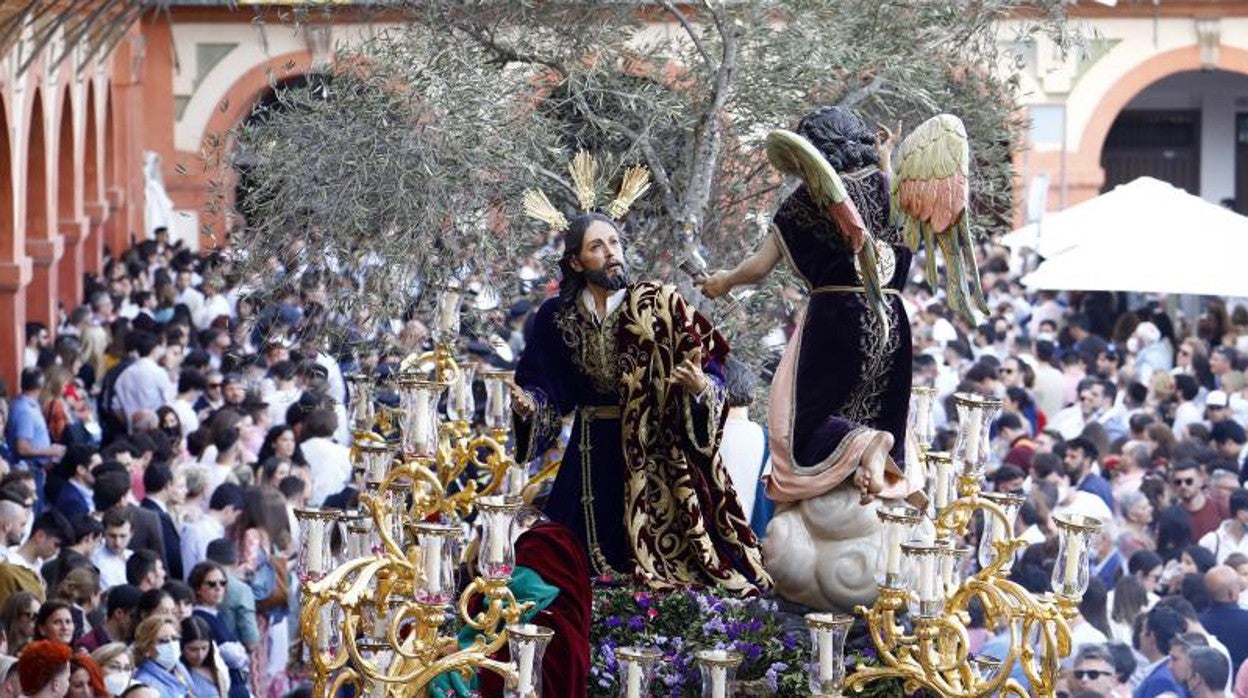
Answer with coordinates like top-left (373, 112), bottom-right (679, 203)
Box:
top-left (1135, 605), bottom-right (1190, 698)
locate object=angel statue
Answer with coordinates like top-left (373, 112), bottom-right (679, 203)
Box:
top-left (699, 106), bottom-right (986, 610)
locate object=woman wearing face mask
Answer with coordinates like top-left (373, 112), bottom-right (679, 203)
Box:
top-left (180, 616), bottom-right (226, 698)
top-left (66, 654), bottom-right (108, 698)
top-left (90, 642), bottom-right (133, 697)
top-left (129, 616), bottom-right (192, 698)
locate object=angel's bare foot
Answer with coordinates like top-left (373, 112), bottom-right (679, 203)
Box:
top-left (854, 436), bottom-right (889, 504)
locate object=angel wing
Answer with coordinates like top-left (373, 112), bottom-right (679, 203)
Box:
top-left (891, 113), bottom-right (988, 325)
top-left (765, 129), bottom-right (890, 335)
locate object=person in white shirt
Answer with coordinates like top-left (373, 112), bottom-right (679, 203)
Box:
top-left (91, 508), bottom-right (133, 589)
top-left (1172, 374), bottom-right (1205, 441)
top-left (175, 268), bottom-right (204, 321)
top-left (716, 359), bottom-right (767, 522)
top-left (261, 360), bottom-right (301, 427)
top-left (112, 332), bottom-right (175, 431)
top-left (1199, 490), bottom-right (1248, 564)
top-left (169, 369), bottom-right (204, 439)
top-left (299, 409), bottom-right (352, 506)
top-left (195, 275), bottom-right (233, 331)
top-left (180, 483), bottom-right (244, 577)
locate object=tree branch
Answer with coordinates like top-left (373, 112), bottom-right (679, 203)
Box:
top-left (837, 73), bottom-right (886, 108)
top-left (657, 0), bottom-right (716, 72)
top-left (448, 17), bottom-right (568, 79)
top-left (569, 89), bottom-right (678, 214)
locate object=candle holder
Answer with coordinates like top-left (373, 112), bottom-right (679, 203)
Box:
top-left (969, 654), bottom-right (1002, 682)
top-left (346, 373), bottom-right (377, 434)
top-left (434, 284), bottom-right (463, 345)
top-left (379, 481), bottom-right (413, 549)
top-left (447, 364), bottom-right (477, 423)
top-left (480, 369), bottom-right (515, 432)
top-left (952, 392), bottom-right (1002, 476)
top-left (806, 613), bottom-right (853, 697)
top-left (294, 507), bottom-right (342, 582)
top-left (616, 647), bottom-right (661, 698)
top-left (937, 541), bottom-right (973, 596)
top-left (398, 377), bottom-right (444, 457)
top-left (502, 462), bottom-right (529, 502)
top-left (505, 623), bottom-right (554, 698)
top-left (925, 451), bottom-right (956, 518)
top-left (414, 522), bottom-right (460, 605)
top-left (477, 495), bottom-right (521, 580)
top-left (875, 503), bottom-right (922, 589)
top-left (978, 491), bottom-right (1025, 572)
top-left (695, 649), bottom-right (742, 698)
top-left (901, 542), bottom-right (945, 618)
top-left (1052, 513), bottom-right (1101, 601)
top-left (909, 386), bottom-right (937, 451)
top-left (342, 509), bottom-right (377, 560)
top-left (357, 440), bottom-right (396, 486)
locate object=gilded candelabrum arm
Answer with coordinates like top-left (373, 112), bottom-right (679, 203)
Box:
top-left (854, 587), bottom-right (914, 671)
top-left (456, 577), bottom-right (534, 657)
top-left (400, 347), bottom-right (461, 387)
top-left (521, 460), bottom-right (561, 504)
top-left (464, 432), bottom-right (512, 497)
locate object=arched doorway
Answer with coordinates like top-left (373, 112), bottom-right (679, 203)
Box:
top-left (26, 90), bottom-right (56, 332)
top-left (232, 73), bottom-right (330, 229)
top-left (1099, 69), bottom-right (1248, 211)
top-left (0, 94), bottom-right (23, 387)
top-left (56, 88), bottom-right (80, 307)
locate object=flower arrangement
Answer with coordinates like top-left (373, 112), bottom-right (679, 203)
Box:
top-left (588, 586), bottom-right (910, 697)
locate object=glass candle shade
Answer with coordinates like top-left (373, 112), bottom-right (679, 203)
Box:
top-left (902, 542), bottom-right (945, 618)
top-left (952, 392), bottom-right (1002, 476)
top-left (1052, 513), bottom-right (1102, 600)
top-left (969, 654), bottom-right (1002, 683)
top-left (616, 647), bottom-right (661, 698)
top-left (379, 482), bottom-right (412, 550)
top-left (414, 523), bottom-right (460, 605)
top-left (502, 462), bottom-right (529, 502)
top-left (477, 495), bottom-right (521, 580)
top-left (398, 377), bottom-right (443, 457)
top-left (346, 373), bottom-right (376, 433)
top-left (294, 507), bottom-right (342, 581)
top-left (805, 613), bottom-right (853, 696)
top-left (695, 649), bottom-right (742, 698)
top-left (925, 451), bottom-right (956, 517)
top-left (342, 509), bottom-right (377, 560)
top-left (356, 441), bottom-right (395, 487)
top-left (910, 386), bottom-right (937, 452)
top-left (938, 541), bottom-right (973, 597)
top-left (978, 491), bottom-right (1025, 573)
top-left (505, 624), bottom-right (555, 698)
top-left (446, 364), bottom-right (477, 422)
top-left (876, 503), bottom-right (923, 588)
top-left (480, 369), bottom-right (515, 431)
top-left (434, 285), bottom-right (462, 344)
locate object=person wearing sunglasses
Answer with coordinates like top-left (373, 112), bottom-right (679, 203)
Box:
top-left (187, 561), bottom-right (248, 698)
top-left (1068, 643), bottom-right (1117, 696)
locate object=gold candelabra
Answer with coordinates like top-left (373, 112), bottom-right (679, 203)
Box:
top-left (840, 390), bottom-right (1102, 698)
top-left (298, 287), bottom-right (552, 698)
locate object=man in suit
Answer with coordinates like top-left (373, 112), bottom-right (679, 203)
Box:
top-left (91, 465), bottom-right (166, 567)
top-left (1135, 605), bottom-right (1189, 698)
top-left (1198, 565), bottom-right (1248, 672)
top-left (139, 463), bottom-right (182, 580)
top-left (52, 448), bottom-right (98, 519)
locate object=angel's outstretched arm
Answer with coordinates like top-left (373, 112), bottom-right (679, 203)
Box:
top-left (699, 232), bottom-right (782, 300)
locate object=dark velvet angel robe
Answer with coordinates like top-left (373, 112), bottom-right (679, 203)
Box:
top-left (765, 168), bottom-right (913, 502)
top-left (514, 281), bottom-right (770, 593)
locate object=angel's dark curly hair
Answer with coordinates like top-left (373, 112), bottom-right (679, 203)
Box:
top-left (796, 106), bottom-right (879, 172)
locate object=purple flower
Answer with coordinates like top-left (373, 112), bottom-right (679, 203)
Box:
top-left (765, 661), bottom-right (789, 693)
top-left (628, 616), bottom-right (645, 632)
top-left (605, 615), bottom-right (622, 628)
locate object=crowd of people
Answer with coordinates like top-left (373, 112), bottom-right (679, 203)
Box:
top-left (4, 218), bottom-right (1248, 698)
top-left (890, 247), bottom-right (1248, 698)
